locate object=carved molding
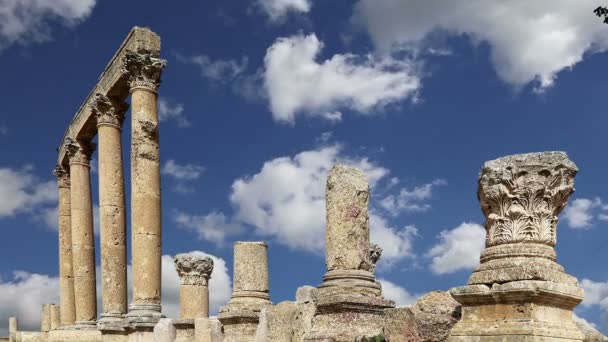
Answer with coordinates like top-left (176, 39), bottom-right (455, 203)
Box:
top-left (90, 93), bottom-right (127, 129)
top-left (174, 254), bottom-right (214, 286)
top-left (122, 49), bottom-right (167, 93)
top-left (478, 152), bottom-right (577, 247)
top-left (64, 137), bottom-right (95, 167)
top-left (52, 165), bottom-right (70, 188)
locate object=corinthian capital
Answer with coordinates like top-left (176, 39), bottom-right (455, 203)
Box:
top-left (174, 254), bottom-right (214, 286)
top-left (53, 165), bottom-right (70, 188)
top-left (91, 93), bottom-right (128, 129)
top-left (64, 137), bottom-right (96, 167)
top-left (478, 151), bottom-right (578, 247)
top-left (122, 49), bottom-right (167, 92)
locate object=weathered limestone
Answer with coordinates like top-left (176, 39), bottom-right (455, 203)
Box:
top-left (194, 318), bottom-right (222, 342)
top-left (65, 138), bottom-right (97, 328)
top-left (92, 93), bottom-right (129, 327)
top-left (305, 165), bottom-right (394, 341)
top-left (53, 166), bottom-right (76, 327)
top-left (40, 302), bottom-right (51, 331)
top-left (50, 305), bottom-right (61, 331)
top-left (219, 242), bottom-right (271, 342)
top-left (123, 49), bottom-right (166, 327)
top-left (174, 254), bottom-right (214, 319)
top-left (411, 291), bottom-right (461, 342)
top-left (9, 317), bottom-right (17, 342)
top-left (449, 152), bottom-right (584, 341)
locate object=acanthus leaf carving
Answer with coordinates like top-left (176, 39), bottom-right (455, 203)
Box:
top-left (122, 49), bottom-right (167, 92)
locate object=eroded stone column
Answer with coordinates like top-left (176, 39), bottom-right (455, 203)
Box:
top-left (65, 138), bottom-right (97, 328)
top-left (50, 305), bottom-right (60, 330)
top-left (174, 254), bottom-right (214, 319)
top-left (218, 242), bottom-right (271, 341)
top-left (9, 317), bottom-right (18, 342)
top-left (91, 93), bottom-right (129, 327)
top-left (122, 50), bottom-right (166, 326)
top-left (41, 304), bottom-right (51, 332)
top-left (52, 166), bottom-right (76, 327)
top-left (449, 152), bottom-right (584, 342)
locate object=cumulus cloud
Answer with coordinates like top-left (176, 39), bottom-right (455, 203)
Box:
top-left (172, 211), bottom-right (243, 246)
top-left (0, 0), bottom-right (96, 51)
top-left (0, 166), bottom-right (57, 219)
top-left (354, 0), bottom-right (608, 90)
top-left (378, 278), bottom-right (419, 306)
top-left (256, 0), bottom-right (311, 22)
top-left (158, 98), bottom-right (189, 128)
top-left (263, 33), bottom-right (420, 123)
top-left (427, 222), bottom-right (486, 275)
top-left (370, 214), bottom-right (418, 267)
top-left (581, 279), bottom-right (608, 309)
top-left (563, 197), bottom-right (606, 229)
top-left (0, 271), bottom-right (60, 335)
top-left (162, 160), bottom-right (205, 181)
top-left (380, 179), bottom-right (447, 216)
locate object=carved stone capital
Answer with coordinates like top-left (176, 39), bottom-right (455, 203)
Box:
top-left (64, 137), bottom-right (96, 167)
top-left (174, 254), bottom-right (214, 286)
top-left (53, 165), bottom-right (70, 188)
top-left (122, 50), bottom-right (166, 93)
top-left (478, 152), bottom-right (578, 247)
top-left (91, 93), bottom-right (127, 129)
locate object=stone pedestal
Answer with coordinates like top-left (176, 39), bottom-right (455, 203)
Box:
top-left (66, 138), bottom-right (98, 329)
top-left (174, 254), bottom-right (214, 319)
top-left (305, 165), bottom-right (394, 342)
top-left (448, 152), bottom-right (584, 342)
top-left (48, 329), bottom-right (102, 342)
top-left (123, 50), bottom-right (167, 327)
top-left (219, 242), bottom-right (271, 342)
top-left (53, 166), bottom-right (76, 327)
top-left (92, 94), bottom-right (129, 327)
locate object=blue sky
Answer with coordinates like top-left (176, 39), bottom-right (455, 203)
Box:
top-left (1, 0), bottom-right (608, 335)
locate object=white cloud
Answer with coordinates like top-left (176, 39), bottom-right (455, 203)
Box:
top-left (257, 0), bottom-right (311, 22)
top-left (580, 279), bottom-right (608, 309)
top-left (378, 278), bottom-right (419, 306)
top-left (353, 0), bottom-right (608, 90)
top-left (427, 222), bottom-right (485, 275)
top-left (158, 98), bottom-right (189, 128)
top-left (176, 53), bottom-right (248, 82)
top-left (573, 313), bottom-right (598, 329)
top-left (0, 0), bottom-right (95, 51)
top-left (172, 211), bottom-right (242, 246)
top-left (370, 214), bottom-right (417, 267)
top-left (263, 33), bottom-right (420, 123)
top-left (563, 197), bottom-right (603, 229)
top-left (162, 160), bottom-right (205, 181)
top-left (0, 271), bottom-right (60, 335)
top-left (0, 166), bottom-right (57, 218)
top-left (380, 179), bottom-right (446, 216)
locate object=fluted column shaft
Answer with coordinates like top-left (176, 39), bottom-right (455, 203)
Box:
top-left (92, 94), bottom-right (128, 324)
top-left (123, 50), bottom-right (166, 324)
top-left (53, 166), bottom-right (75, 327)
top-left (66, 139), bottom-right (97, 328)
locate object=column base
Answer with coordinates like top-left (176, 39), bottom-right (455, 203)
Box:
top-left (126, 304), bottom-right (164, 328)
top-left (318, 269), bottom-right (383, 298)
top-left (448, 280), bottom-right (584, 342)
top-left (97, 313), bottom-right (127, 332)
top-left (74, 320), bottom-right (98, 330)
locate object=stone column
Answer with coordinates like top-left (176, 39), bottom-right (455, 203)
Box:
top-left (65, 138), bottom-right (97, 328)
top-left (90, 93), bottom-right (129, 327)
top-left (122, 49), bottom-right (166, 326)
top-left (449, 152), bottom-right (584, 342)
top-left (52, 166), bottom-right (76, 327)
top-left (9, 317), bottom-right (18, 342)
top-left (41, 304), bottom-right (51, 332)
top-left (50, 305), bottom-right (60, 330)
top-left (218, 242), bottom-right (271, 341)
top-left (174, 254), bottom-right (214, 319)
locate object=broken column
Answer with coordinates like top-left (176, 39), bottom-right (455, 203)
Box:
top-left (305, 164), bottom-right (394, 341)
top-left (173, 254), bottom-right (214, 342)
top-left (91, 93), bottom-right (129, 328)
top-left (52, 166), bottom-right (76, 327)
top-left (449, 152), bottom-right (584, 341)
top-left (41, 304), bottom-right (51, 332)
top-left (219, 242), bottom-right (271, 341)
top-left (49, 305), bottom-right (60, 331)
top-left (65, 138), bottom-right (97, 329)
top-left (123, 49), bottom-right (167, 327)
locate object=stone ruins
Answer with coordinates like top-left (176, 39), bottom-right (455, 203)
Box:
top-left (2, 27), bottom-right (607, 342)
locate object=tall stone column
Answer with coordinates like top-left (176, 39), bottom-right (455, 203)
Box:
top-left (218, 242), bottom-right (271, 341)
top-left (122, 50), bottom-right (166, 326)
top-left (90, 93), bottom-right (129, 327)
top-left (65, 138), bottom-right (97, 329)
top-left (50, 305), bottom-right (60, 330)
top-left (449, 152), bottom-right (584, 341)
top-left (52, 166), bottom-right (76, 327)
top-left (174, 254), bottom-right (214, 319)
top-left (41, 304), bottom-right (51, 332)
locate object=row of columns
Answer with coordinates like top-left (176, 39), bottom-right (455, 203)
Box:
top-left (52, 49), bottom-right (166, 330)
